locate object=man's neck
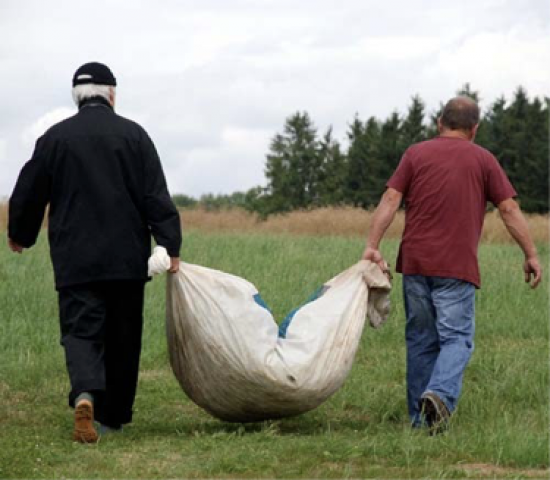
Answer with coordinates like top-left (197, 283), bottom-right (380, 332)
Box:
top-left (439, 129), bottom-right (472, 141)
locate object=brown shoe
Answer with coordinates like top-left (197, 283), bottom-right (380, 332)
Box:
top-left (420, 391), bottom-right (450, 435)
top-left (73, 399), bottom-right (98, 443)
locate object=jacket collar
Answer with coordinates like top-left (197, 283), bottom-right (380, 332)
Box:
top-left (78, 96), bottom-right (113, 111)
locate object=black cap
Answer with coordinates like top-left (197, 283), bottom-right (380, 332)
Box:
top-left (72, 62), bottom-right (117, 87)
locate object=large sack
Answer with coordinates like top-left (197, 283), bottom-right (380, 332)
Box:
top-left (148, 247), bottom-right (391, 422)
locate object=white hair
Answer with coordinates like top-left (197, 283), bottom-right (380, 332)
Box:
top-left (72, 84), bottom-right (115, 106)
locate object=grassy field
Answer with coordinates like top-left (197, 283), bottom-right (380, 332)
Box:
top-left (0, 230), bottom-right (548, 478)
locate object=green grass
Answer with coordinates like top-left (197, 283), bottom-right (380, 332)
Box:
top-left (0, 231), bottom-right (548, 478)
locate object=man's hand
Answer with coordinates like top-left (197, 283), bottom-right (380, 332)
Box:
top-left (362, 246), bottom-right (391, 279)
top-left (8, 238), bottom-right (23, 254)
top-left (169, 257), bottom-right (180, 273)
top-left (524, 256), bottom-right (542, 289)
top-left (498, 199), bottom-right (542, 289)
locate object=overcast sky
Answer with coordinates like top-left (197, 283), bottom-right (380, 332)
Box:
top-left (0, 0), bottom-right (548, 197)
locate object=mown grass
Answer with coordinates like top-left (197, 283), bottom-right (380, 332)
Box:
top-left (0, 231), bottom-right (548, 478)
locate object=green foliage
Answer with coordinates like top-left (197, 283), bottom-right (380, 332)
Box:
top-left (171, 193), bottom-right (198, 208)
top-left (171, 192), bottom-right (256, 212)
top-left (399, 95), bottom-right (426, 150)
top-left (483, 88), bottom-right (549, 213)
top-left (317, 127), bottom-right (348, 206)
top-left (172, 85), bottom-right (547, 216)
top-left (198, 192), bottom-right (248, 211)
top-left (264, 112), bottom-right (322, 213)
top-left (251, 85), bottom-right (548, 216)
top-left (345, 116), bottom-right (371, 207)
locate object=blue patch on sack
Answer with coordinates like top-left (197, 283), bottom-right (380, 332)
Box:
top-left (253, 293), bottom-right (272, 312)
top-left (278, 285), bottom-right (329, 339)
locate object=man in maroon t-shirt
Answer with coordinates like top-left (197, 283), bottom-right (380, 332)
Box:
top-left (362, 96), bottom-right (542, 433)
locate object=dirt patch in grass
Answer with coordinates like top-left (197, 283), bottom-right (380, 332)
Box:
top-left (0, 383), bottom-right (32, 408)
top-left (459, 463), bottom-right (549, 478)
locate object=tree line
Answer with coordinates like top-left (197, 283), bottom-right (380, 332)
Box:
top-left (173, 85), bottom-right (548, 215)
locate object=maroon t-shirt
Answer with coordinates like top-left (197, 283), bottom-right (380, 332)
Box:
top-left (387, 136), bottom-right (516, 288)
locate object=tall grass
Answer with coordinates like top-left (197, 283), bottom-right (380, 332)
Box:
top-left (180, 206), bottom-right (549, 245)
top-left (0, 202), bottom-right (7, 231)
top-left (3, 203), bottom-right (545, 244)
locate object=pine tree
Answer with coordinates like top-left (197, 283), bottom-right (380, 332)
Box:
top-left (378, 112), bottom-right (402, 189)
top-left (317, 127), bottom-right (347, 206)
top-left (521, 96), bottom-right (549, 212)
top-left (506, 86), bottom-right (530, 179)
top-left (362, 117), bottom-right (384, 206)
top-left (530, 98), bottom-right (550, 213)
top-left (257, 86), bottom-right (548, 215)
top-left (482, 96), bottom-right (507, 162)
top-left (399, 95), bottom-right (427, 151)
top-left (457, 83), bottom-right (480, 102)
top-left (264, 112), bottom-right (320, 212)
top-left (345, 116), bottom-right (369, 207)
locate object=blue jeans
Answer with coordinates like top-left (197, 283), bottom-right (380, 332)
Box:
top-left (403, 275), bottom-right (475, 426)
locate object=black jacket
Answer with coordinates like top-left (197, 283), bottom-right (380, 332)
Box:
top-left (9, 96), bottom-right (182, 289)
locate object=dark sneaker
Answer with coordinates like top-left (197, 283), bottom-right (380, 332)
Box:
top-left (420, 391), bottom-right (451, 435)
top-left (73, 399), bottom-right (98, 443)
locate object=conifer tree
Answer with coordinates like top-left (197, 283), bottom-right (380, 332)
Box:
top-left (254, 86), bottom-right (548, 215)
top-left (317, 127), bottom-right (347, 206)
top-left (264, 112), bottom-right (320, 212)
top-left (345, 116), bottom-right (369, 207)
top-left (400, 95), bottom-right (427, 151)
top-left (378, 112), bottom-right (402, 188)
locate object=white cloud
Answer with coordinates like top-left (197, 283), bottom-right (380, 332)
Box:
top-left (428, 26), bottom-right (550, 107)
top-left (168, 126), bottom-right (272, 196)
top-left (0, 139), bottom-right (7, 162)
top-left (0, 139), bottom-right (21, 199)
top-left (0, 0), bottom-right (548, 196)
top-left (21, 107), bottom-right (75, 147)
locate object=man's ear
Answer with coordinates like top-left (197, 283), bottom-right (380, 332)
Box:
top-left (470, 123), bottom-right (479, 140)
top-left (437, 117), bottom-right (443, 133)
top-left (109, 87), bottom-right (116, 107)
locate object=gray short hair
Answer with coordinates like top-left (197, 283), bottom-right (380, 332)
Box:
top-left (440, 96), bottom-right (480, 131)
top-left (72, 83), bottom-right (115, 106)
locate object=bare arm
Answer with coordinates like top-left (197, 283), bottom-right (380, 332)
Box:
top-left (362, 188), bottom-right (403, 271)
top-left (498, 198), bottom-right (542, 288)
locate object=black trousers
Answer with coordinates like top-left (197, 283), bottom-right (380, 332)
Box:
top-left (58, 280), bottom-right (146, 428)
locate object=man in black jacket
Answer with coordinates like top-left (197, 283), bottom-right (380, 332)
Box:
top-left (8, 62), bottom-right (182, 443)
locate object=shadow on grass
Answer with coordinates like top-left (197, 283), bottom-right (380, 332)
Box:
top-left (133, 411), bottom-right (410, 439)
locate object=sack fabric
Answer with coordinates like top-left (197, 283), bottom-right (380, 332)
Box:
top-left (148, 247), bottom-right (391, 422)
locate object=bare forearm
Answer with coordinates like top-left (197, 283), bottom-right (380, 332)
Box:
top-left (367, 189), bottom-right (402, 249)
top-left (499, 200), bottom-right (537, 258)
top-left (497, 198), bottom-right (542, 288)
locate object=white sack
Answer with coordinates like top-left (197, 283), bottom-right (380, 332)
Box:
top-left (148, 246), bottom-right (391, 422)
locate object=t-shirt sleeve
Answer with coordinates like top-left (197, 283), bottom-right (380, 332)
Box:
top-left (387, 149), bottom-right (413, 195)
top-left (485, 154), bottom-right (517, 206)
